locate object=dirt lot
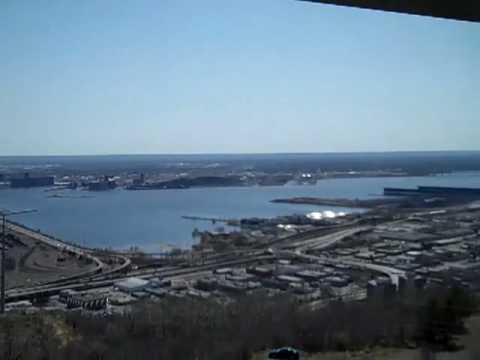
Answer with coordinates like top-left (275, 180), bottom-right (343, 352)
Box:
top-left (4, 230), bottom-right (97, 289)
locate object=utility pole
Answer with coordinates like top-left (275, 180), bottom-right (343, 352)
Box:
top-left (1, 214), bottom-right (5, 314)
top-left (0, 208), bottom-right (37, 314)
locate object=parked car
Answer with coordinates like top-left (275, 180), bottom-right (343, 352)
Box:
top-left (268, 347), bottom-right (300, 359)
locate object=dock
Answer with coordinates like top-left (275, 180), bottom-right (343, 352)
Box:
top-left (182, 216), bottom-right (237, 225)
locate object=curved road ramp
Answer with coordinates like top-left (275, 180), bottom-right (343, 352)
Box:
top-left (5, 222), bottom-right (105, 289)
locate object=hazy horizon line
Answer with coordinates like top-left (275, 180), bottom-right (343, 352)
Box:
top-left (1, 149), bottom-right (480, 158)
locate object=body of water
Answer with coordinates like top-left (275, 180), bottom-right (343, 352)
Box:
top-left (1, 172), bottom-right (479, 252)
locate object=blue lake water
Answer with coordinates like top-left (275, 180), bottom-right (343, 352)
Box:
top-left (1, 172), bottom-right (479, 252)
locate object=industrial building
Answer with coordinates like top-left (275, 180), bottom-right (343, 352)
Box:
top-left (10, 173), bottom-right (54, 188)
top-left (87, 176), bottom-right (117, 191)
top-left (115, 277), bottom-right (150, 293)
top-left (384, 186), bottom-right (480, 197)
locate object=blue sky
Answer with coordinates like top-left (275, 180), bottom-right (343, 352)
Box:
top-left (1, 0), bottom-right (479, 155)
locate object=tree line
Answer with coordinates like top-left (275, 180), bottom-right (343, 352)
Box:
top-left (0, 286), bottom-right (477, 360)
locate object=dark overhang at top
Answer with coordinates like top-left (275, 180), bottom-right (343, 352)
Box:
top-left (299, 1), bottom-right (480, 22)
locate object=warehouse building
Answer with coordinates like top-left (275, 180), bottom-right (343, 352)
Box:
top-left (10, 173), bottom-right (54, 188)
top-left (115, 277), bottom-right (150, 294)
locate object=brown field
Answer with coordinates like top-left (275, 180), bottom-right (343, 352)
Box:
top-left (5, 229), bottom-right (96, 289)
top-left (253, 316), bottom-right (480, 360)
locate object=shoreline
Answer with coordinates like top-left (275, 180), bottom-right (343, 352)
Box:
top-left (6, 219), bottom-right (96, 253)
top-left (270, 197), bottom-right (395, 209)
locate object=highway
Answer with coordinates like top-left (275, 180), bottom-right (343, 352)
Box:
top-left (5, 221), bottom-right (133, 291)
top-left (256, 219), bottom-right (362, 249)
top-left (289, 226), bottom-right (372, 252)
top-left (7, 247), bottom-right (257, 295)
top-left (7, 222), bottom-right (105, 271)
top-left (279, 225), bottom-right (406, 284)
top-left (6, 253), bottom-right (274, 303)
top-left (4, 219), bottom-right (406, 304)
top-left (289, 250), bottom-right (405, 285)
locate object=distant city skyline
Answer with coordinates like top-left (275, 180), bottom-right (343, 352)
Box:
top-left (2, 0), bottom-right (479, 156)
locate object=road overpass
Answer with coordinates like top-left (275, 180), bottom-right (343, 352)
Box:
top-left (282, 225), bottom-right (406, 284)
top-left (7, 222), bottom-right (105, 276)
top-left (289, 226), bottom-right (372, 252)
top-left (6, 254), bottom-right (274, 303)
